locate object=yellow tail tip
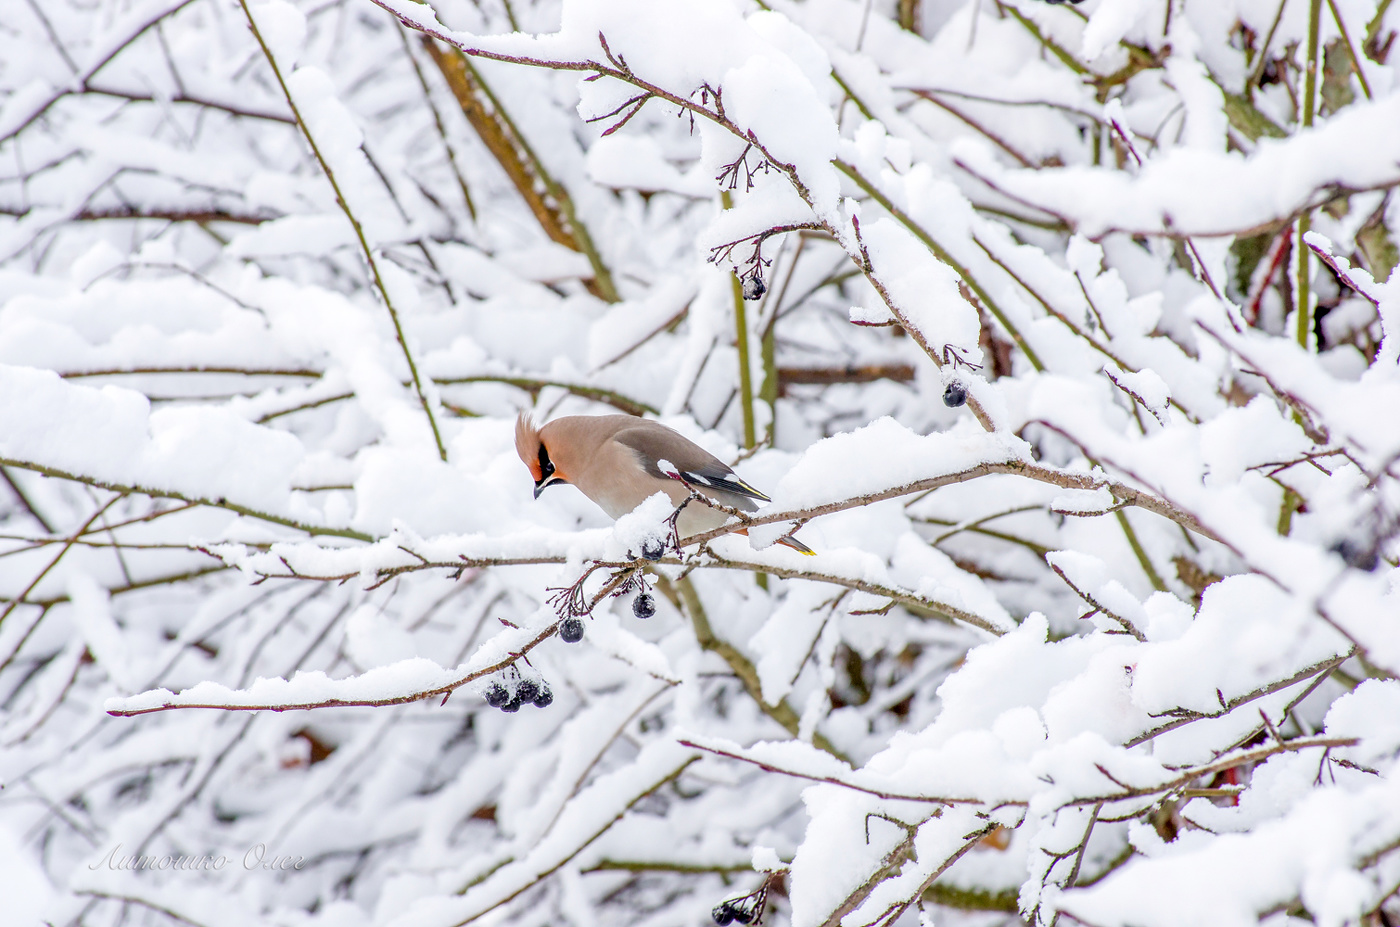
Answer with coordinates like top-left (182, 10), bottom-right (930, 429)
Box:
top-left (778, 536), bottom-right (816, 555)
top-left (738, 480), bottom-right (771, 503)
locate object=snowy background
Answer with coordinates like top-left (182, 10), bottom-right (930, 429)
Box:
top-left (1, 0), bottom-right (1399, 925)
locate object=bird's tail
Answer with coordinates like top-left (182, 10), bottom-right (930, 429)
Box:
top-left (776, 535), bottom-right (816, 556)
top-left (736, 527), bottom-right (816, 555)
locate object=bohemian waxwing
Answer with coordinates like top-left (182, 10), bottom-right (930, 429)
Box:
top-left (515, 413), bottom-right (813, 554)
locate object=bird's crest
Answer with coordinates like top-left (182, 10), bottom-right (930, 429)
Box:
top-left (515, 413), bottom-right (544, 480)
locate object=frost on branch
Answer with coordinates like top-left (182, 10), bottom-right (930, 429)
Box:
top-left (1, 0), bottom-right (1400, 926)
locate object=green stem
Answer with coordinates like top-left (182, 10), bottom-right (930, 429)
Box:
top-left (239, 0), bottom-right (448, 461)
top-left (1367, 0), bottom-right (1396, 56)
top-left (3, 565), bottom-right (229, 613)
top-left (1278, 485), bottom-right (1300, 536)
top-left (1, 466), bottom-right (55, 532)
top-left (397, 24), bottom-right (476, 221)
top-left (925, 884), bottom-right (1019, 913)
top-left (756, 237), bottom-right (783, 593)
top-left (585, 861), bottom-right (752, 874)
top-left (761, 324), bottom-right (778, 445)
top-left (0, 455), bottom-right (372, 542)
top-left (1115, 509), bottom-right (1167, 592)
top-left (837, 160), bottom-right (1045, 372)
top-left (664, 576), bottom-right (847, 761)
top-left (999, 3), bottom-right (1090, 75)
top-left (974, 237), bottom-right (1116, 362)
top-left (830, 70), bottom-right (876, 121)
top-left (1281, 0), bottom-right (1324, 538)
top-left (467, 59), bottom-right (620, 303)
top-left (1296, 0), bottom-right (1323, 353)
top-left (1248, 0), bottom-right (1290, 90)
top-left (971, 202), bottom-right (1069, 232)
top-left (920, 505), bottom-right (1053, 557)
top-left (434, 377), bottom-right (657, 416)
top-left (721, 192), bottom-right (758, 450)
top-left (258, 377), bottom-right (658, 424)
top-left (500, 0), bottom-right (520, 32)
top-left (1295, 211), bottom-right (1314, 349)
top-left (1327, 0), bottom-right (1373, 100)
top-left (0, 498), bottom-right (119, 627)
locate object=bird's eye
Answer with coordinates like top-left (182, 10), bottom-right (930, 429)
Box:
top-left (538, 445), bottom-right (555, 479)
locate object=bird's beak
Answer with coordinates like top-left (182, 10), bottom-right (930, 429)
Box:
top-left (533, 473), bottom-right (565, 498)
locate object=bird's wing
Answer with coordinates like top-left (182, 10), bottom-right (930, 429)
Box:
top-left (674, 467), bottom-right (771, 504)
top-left (614, 424), bottom-right (770, 506)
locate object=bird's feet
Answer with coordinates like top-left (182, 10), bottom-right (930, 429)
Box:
top-left (663, 493), bottom-right (699, 555)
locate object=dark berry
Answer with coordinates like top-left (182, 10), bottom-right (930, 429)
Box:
top-left (943, 383), bottom-right (967, 407)
top-left (532, 685), bottom-right (554, 708)
top-left (560, 618), bottom-right (585, 643)
top-left (500, 695), bottom-right (523, 713)
top-left (732, 908), bottom-right (754, 925)
top-left (515, 679), bottom-right (539, 703)
top-left (1331, 539), bottom-right (1379, 571)
top-left (633, 592), bottom-right (656, 619)
top-left (641, 537), bottom-right (665, 561)
top-left (712, 903), bottom-right (736, 926)
top-left (484, 682), bottom-right (509, 707)
top-left (741, 275), bottom-right (766, 300)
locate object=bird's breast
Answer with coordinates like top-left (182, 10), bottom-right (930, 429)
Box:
top-left (587, 470), bottom-right (690, 520)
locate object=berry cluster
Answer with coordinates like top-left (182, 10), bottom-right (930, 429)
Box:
top-left (711, 900), bottom-right (758, 925)
top-left (550, 554), bottom-right (662, 648)
top-left (483, 675), bottom-right (553, 712)
top-left (711, 879), bottom-right (772, 926)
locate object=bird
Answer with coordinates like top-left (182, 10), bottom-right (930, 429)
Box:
top-left (515, 413), bottom-right (814, 554)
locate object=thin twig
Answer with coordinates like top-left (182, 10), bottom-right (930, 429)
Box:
top-left (106, 620), bottom-right (565, 715)
top-left (0, 454), bottom-right (370, 541)
top-left (239, 0), bottom-right (448, 461)
top-left (0, 496), bottom-right (122, 628)
top-left (0, 0), bottom-right (202, 144)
